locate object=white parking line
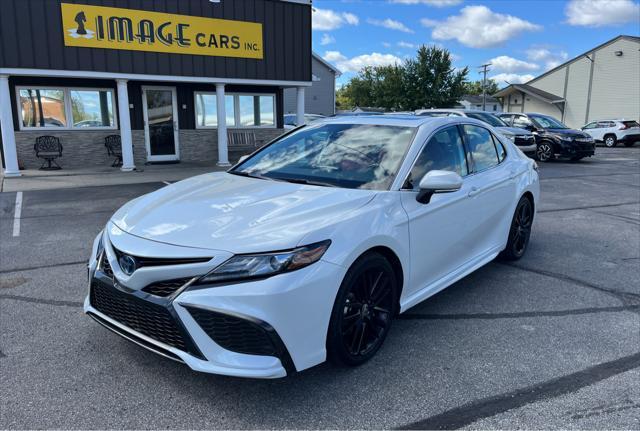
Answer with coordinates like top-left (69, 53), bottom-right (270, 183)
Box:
top-left (12, 192), bottom-right (23, 237)
top-left (162, 181), bottom-right (171, 185)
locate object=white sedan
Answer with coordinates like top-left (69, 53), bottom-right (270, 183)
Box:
top-left (85, 115), bottom-right (540, 378)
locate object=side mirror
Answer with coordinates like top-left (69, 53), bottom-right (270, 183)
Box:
top-left (416, 170), bottom-right (463, 204)
top-left (238, 155), bottom-right (250, 163)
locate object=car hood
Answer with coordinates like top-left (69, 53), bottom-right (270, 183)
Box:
top-left (544, 128), bottom-right (590, 138)
top-left (496, 126), bottom-right (532, 136)
top-left (110, 172), bottom-right (377, 253)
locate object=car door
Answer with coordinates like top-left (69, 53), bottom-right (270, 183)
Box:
top-left (400, 125), bottom-right (479, 297)
top-left (582, 122), bottom-right (598, 140)
top-left (461, 124), bottom-right (519, 255)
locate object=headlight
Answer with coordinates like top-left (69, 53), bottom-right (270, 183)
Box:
top-left (197, 240), bottom-right (331, 284)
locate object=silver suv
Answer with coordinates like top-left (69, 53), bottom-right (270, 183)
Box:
top-left (581, 119), bottom-right (640, 147)
top-left (415, 109), bottom-right (537, 156)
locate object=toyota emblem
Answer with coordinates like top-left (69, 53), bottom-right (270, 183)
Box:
top-left (118, 254), bottom-right (137, 276)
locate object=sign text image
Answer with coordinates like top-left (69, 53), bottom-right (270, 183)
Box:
top-left (61, 3), bottom-right (263, 59)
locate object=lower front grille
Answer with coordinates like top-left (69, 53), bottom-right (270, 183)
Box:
top-left (90, 282), bottom-right (190, 352)
top-left (142, 278), bottom-right (193, 297)
top-left (186, 306), bottom-right (278, 356)
top-left (100, 254), bottom-right (114, 278)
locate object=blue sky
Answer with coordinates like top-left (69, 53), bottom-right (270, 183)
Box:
top-left (311, 0), bottom-right (640, 87)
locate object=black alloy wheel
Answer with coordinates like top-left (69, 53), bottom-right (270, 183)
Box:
top-left (500, 196), bottom-right (534, 261)
top-left (536, 142), bottom-right (553, 162)
top-left (327, 253), bottom-right (397, 366)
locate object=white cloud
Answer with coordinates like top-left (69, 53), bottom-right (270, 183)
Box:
top-left (526, 47), bottom-right (569, 70)
top-left (382, 42), bottom-right (392, 48)
top-left (490, 73), bottom-right (535, 84)
top-left (320, 33), bottom-right (336, 45)
top-left (312, 8), bottom-right (359, 31)
top-left (323, 51), bottom-right (403, 72)
top-left (423, 6), bottom-right (542, 48)
top-left (565, 0), bottom-right (640, 27)
top-left (397, 41), bottom-right (418, 49)
top-left (488, 55), bottom-right (540, 73)
top-left (367, 18), bottom-right (414, 33)
top-left (390, 0), bottom-right (463, 6)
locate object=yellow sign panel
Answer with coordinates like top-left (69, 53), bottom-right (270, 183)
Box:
top-left (60, 3), bottom-right (263, 59)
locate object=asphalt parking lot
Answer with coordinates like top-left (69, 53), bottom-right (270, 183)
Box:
top-left (1, 147), bottom-right (639, 429)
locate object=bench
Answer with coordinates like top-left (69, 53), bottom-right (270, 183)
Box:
top-left (104, 135), bottom-right (123, 167)
top-left (34, 136), bottom-right (63, 170)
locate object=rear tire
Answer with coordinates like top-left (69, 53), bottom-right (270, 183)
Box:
top-left (499, 196), bottom-right (534, 261)
top-left (604, 134), bottom-right (617, 147)
top-left (327, 253), bottom-right (397, 367)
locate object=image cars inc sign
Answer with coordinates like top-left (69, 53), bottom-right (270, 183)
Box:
top-left (60, 3), bottom-right (263, 59)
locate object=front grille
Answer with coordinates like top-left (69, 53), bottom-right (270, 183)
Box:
top-left (142, 278), bottom-right (194, 297)
top-left (186, 306), bottom-right (278, 356)
top-left (111, 246), bottom-right (211, 268)
top-left (90, 282), bottom-right (189, 352)
top-left (514, 135), bottom-right (535, 146)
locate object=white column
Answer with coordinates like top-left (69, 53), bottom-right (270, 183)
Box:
top-left (216, 83), bottom-right (230, 166)
top-left (296, 87), bottom-right (305, 126)
top-left (0, 75), bottom-right (21, 176)
top-left (116, 79), bottom-right (135, 171)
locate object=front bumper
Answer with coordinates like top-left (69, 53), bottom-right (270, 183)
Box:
top-left (557, 141), bottom-right (595, 158)
top-left (85, 237), bottom-right (345, 378)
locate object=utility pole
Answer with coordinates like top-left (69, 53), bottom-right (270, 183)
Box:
top-left (479, 63), bottom-right (491, 111)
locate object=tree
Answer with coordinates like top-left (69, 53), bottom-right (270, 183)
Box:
top-left (464, 79), bottom-right (500, 96)
top-left (335, 45), bottom-right (468, 111)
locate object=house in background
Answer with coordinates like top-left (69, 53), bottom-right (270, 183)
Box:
top-left (455, 94), bottom-right (502, 112)
top-left (284, 53), bottom-right (341, 116)
top-left (494, 35), bottom-right (640, 128)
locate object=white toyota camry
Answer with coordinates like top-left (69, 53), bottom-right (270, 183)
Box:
top-left (85, 115), bottom-right (539, 378)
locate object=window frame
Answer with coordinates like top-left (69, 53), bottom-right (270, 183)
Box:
top-left (460, 123), bottom-right (506, 175)
top-left (15, 86), bottom-right (118, 131)
top-left (193, 91), bottom-right (277, 130)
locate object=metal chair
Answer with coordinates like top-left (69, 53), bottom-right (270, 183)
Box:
top-left (228, 130), bottom-right (258, 147)
top-left (104, 135), bottom-right (123, 167)
top-left (34, 136), bottom-right (63, 170)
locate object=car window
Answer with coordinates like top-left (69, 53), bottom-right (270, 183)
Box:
top-left (512, 115), bottom-right (533, 129)
top-left (465, 112), bottom-right (508, 127)
top-left (463, 125), bottom-right (500, 172)
top-left (284, 115), bottom-right (296, 126)
top-left (494, 135), bottom-right (506, 162)
top-left (406, 126), bottom-right (468, 190)
top-left (583, 122), bottom-right (597, 129)
top-left (498, 114), bottom-right (514, 126)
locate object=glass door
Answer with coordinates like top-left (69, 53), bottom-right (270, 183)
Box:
top-left (142, 87), bottom-right (179, 162)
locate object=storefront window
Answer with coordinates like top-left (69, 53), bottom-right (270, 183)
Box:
top-left (195, 93), bottom-right (235, 127)
top-left (19, 89), bottom-right (66, 128)
top-left (195, 92), bottom-right (275, 128)
top-left (17, 87), bottom-right (116, 129)
top-left (70, 90), bottom-right (115, 128)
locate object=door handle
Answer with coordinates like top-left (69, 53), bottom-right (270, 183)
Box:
top-left (468, 186), bottom-right (480, 197)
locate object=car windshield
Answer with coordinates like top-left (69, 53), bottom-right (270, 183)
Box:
top-left (465, 112), bottom-right (508, 127)
top-left (530, 114), bottom-right (569, 129)
top-left (230, 123), bottom-right (416, 190)
top-left (417, 111), bottom-right (459, 117)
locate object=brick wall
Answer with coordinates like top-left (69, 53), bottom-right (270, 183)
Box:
top-left (14, 128), bottom-right (284, 169)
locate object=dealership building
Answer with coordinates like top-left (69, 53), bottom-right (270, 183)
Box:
top-left (0, 0), bottom-right (312, 176)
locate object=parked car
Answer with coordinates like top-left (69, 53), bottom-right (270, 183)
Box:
top-left (283, 113), bottom-right (326, 130)
top-left (498, 113), bottom-right (595, 162)
top-left (580, 119), bottom-right (640, 147)
top-left (415, 109), bottom-right (537, 156)
top-left (85, 115), bottom-right (539, 378)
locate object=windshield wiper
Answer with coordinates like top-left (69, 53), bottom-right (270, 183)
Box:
top-left (228, 171), bottom-right (273, 181)
top-left (272, 177), bottom-right (334, 187)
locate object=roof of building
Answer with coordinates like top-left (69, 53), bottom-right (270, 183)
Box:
top-left (312, 52), bottom-right (342, 76)
top-left (494, 83), bottom-right (564, 104)
top-left (526, 35), bottom-right (639, 86)
top-left (459, 94), bottom-right (500, 104)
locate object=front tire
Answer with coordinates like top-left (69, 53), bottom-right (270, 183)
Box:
top-left (327, 253), bottom-right (397, 367)
top-left (499, 196), bottom-right (534, 261)
top-left (604, 134), bottom-right (617, 148)
top-left (536, 142), bottom-right (554, 162)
